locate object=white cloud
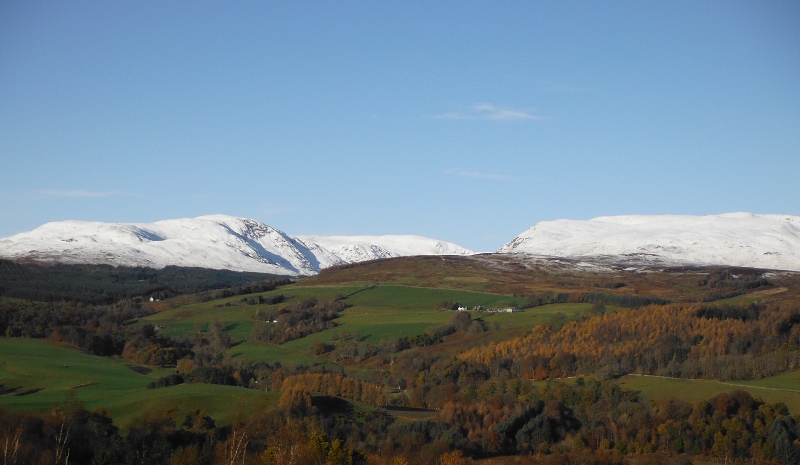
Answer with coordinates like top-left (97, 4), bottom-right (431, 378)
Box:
top-left (427, 103), bottom-right (545, 121)
top-left (444, 169), bottom-right (512, 181)
top-left (37, 189), bottom-right (129, 198)
top-left (472, 104), bottom-right (542, 120)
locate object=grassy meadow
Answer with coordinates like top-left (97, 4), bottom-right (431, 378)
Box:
top-left (141, 283), bottom-right (543, 358)
top-left (1, 280), bottom-right (599, 425)
top-left (619, 372), bottom-right (800, 413)
top-left (3, 255), bottom-right (799, 430)
top-left (0, 337), bottom-right (278, 428)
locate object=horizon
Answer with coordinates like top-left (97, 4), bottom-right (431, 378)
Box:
top-left (2, 1), bottom-right (799, 252)
top-left (3, 210), bottom-right (798, 256)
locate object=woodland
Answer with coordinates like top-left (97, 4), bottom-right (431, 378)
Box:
top-left (1, 256), bottom-right (799, 465)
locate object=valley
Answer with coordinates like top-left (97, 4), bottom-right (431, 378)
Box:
top-left (1, 254), bottom-right (799, 464)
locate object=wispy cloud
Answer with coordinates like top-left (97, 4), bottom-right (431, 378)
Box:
top-left (37, 189), bottom-right (131, 198)
top-left (427, 103), bottom-right (545, 121)
top-left (444, 169), bottom-right (513, 181)
top-left (473, 104), bottom-right (542, 121)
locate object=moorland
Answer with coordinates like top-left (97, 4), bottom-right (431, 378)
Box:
top-left (1, 254), bottom-right (800, 464)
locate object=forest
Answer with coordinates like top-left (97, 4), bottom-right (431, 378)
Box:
top-left (0, 259), bottom-right (285, 304)
top-left (1, 255), bottom-right (799, 464)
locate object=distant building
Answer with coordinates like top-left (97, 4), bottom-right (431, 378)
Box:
top-left (484, 307), bottom-right (521, 313)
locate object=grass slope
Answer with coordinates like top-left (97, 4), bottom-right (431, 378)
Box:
top-left (141, 283), bottom-right (595, 368)
top-left (142, 285), bottom-right (363, 340)
top-left (0, 338), bottom-right (277, 428)
top-left (142, 284), bottom-right (539, 357)
top-left (4, 257), bottom-right (797, 429)
top-left (619, 374), bottom-right (800, 413)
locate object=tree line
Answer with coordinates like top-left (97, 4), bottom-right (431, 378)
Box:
top-left (251, 297), bottom-right (350, 345)
top-left (458, 301), bottom-right (800, 381)
top-left (6, 379), bottom-right (799, 464)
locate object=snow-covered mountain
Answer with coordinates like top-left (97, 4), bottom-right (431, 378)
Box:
top-left (296, 235), bottom-right (471, 265)
top-left (0, 215), bottom-right (473, 275)
top-left (6, 212), bottom-right (797, 275)
top-left (498, 213), bottom-right (800, 271)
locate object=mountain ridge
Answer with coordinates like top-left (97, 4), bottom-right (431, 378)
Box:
top-left (0, 215), bottom-right (474, 276)
top-left (2, 212), bottom-right (798, 274)
top-left (498, 212), bottom-right (800, 272)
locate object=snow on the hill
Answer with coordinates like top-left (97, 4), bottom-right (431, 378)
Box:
top-left (498, 213), bottom-right (800, 271)
top-left (0, 215), bottom-right (474, 275)
top-left (296, 235), bottom-right (473, 265)
top-left (6, 212), bottom-right (795, 275)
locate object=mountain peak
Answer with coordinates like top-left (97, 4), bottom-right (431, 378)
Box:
top-left (499, 213), bottom-right (800, 271)
top-left (0, 215), bottom-right (474, 275)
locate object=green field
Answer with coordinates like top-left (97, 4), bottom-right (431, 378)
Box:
top-left (140, 285), bottom-right (363, 340)
top-left (7, 276), bottom-right (795, 431)
top-left (343, 285), bottom-right (523, 309)
top-left (322, 285), bottom-right (615, 341)
top-left (0, 338), bottom-right (278, 428)
top-left (141, 284), bottom-right (548, 358)
top-left (483, 302), bottom-right (617, 328)
top-left (0, 279), bottom-right (718, 428)
top-left (139, 284), bottom-right (609, 368)
top-left (734, 368), bottom-right (800, 390)
top-left (619, 373), bottom-right (800, 413)
top-left (227, 341), bottom-right (331, 366)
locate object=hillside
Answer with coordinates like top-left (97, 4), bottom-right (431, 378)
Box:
top-left (0, 215), bottom-right (473, 275)
top-left (0, 259), bottom-right (285, 303)
top-left (305, 253), bottom-right (780, 302)
top-left (3, 253), bottom-right (800, 464)
top-left (499, 212), bottom-right (800, 271)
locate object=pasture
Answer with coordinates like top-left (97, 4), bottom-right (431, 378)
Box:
top-left (0, 337), bottom-right (277, 428)
top-left (6, 263), bottom-right (796, 433)
top-left (619, 373), bottom-right (800, 413)
top-left (1, 282), bottom-right (559, 426)
top-left (140, 283), bottom-right (553, 361)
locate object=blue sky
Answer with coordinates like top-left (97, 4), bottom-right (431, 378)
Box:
top-left (1, 1), bottom-right (798, 252)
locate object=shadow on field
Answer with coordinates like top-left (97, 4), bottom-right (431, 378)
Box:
top-left (128, 365), bottom-right (152, 375)
top-left (14, 388), bottom-right (43, 396)
top-left (1, 385), bottom-right (43, 396)
top-left (0, 384), bottom-right (23, 395)
top-left (384, 405), bottom-right (438, 420)
top-left (335, 284), bottom-right (378, 301)
top-left (311, 395), bottom-right (353, 416)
